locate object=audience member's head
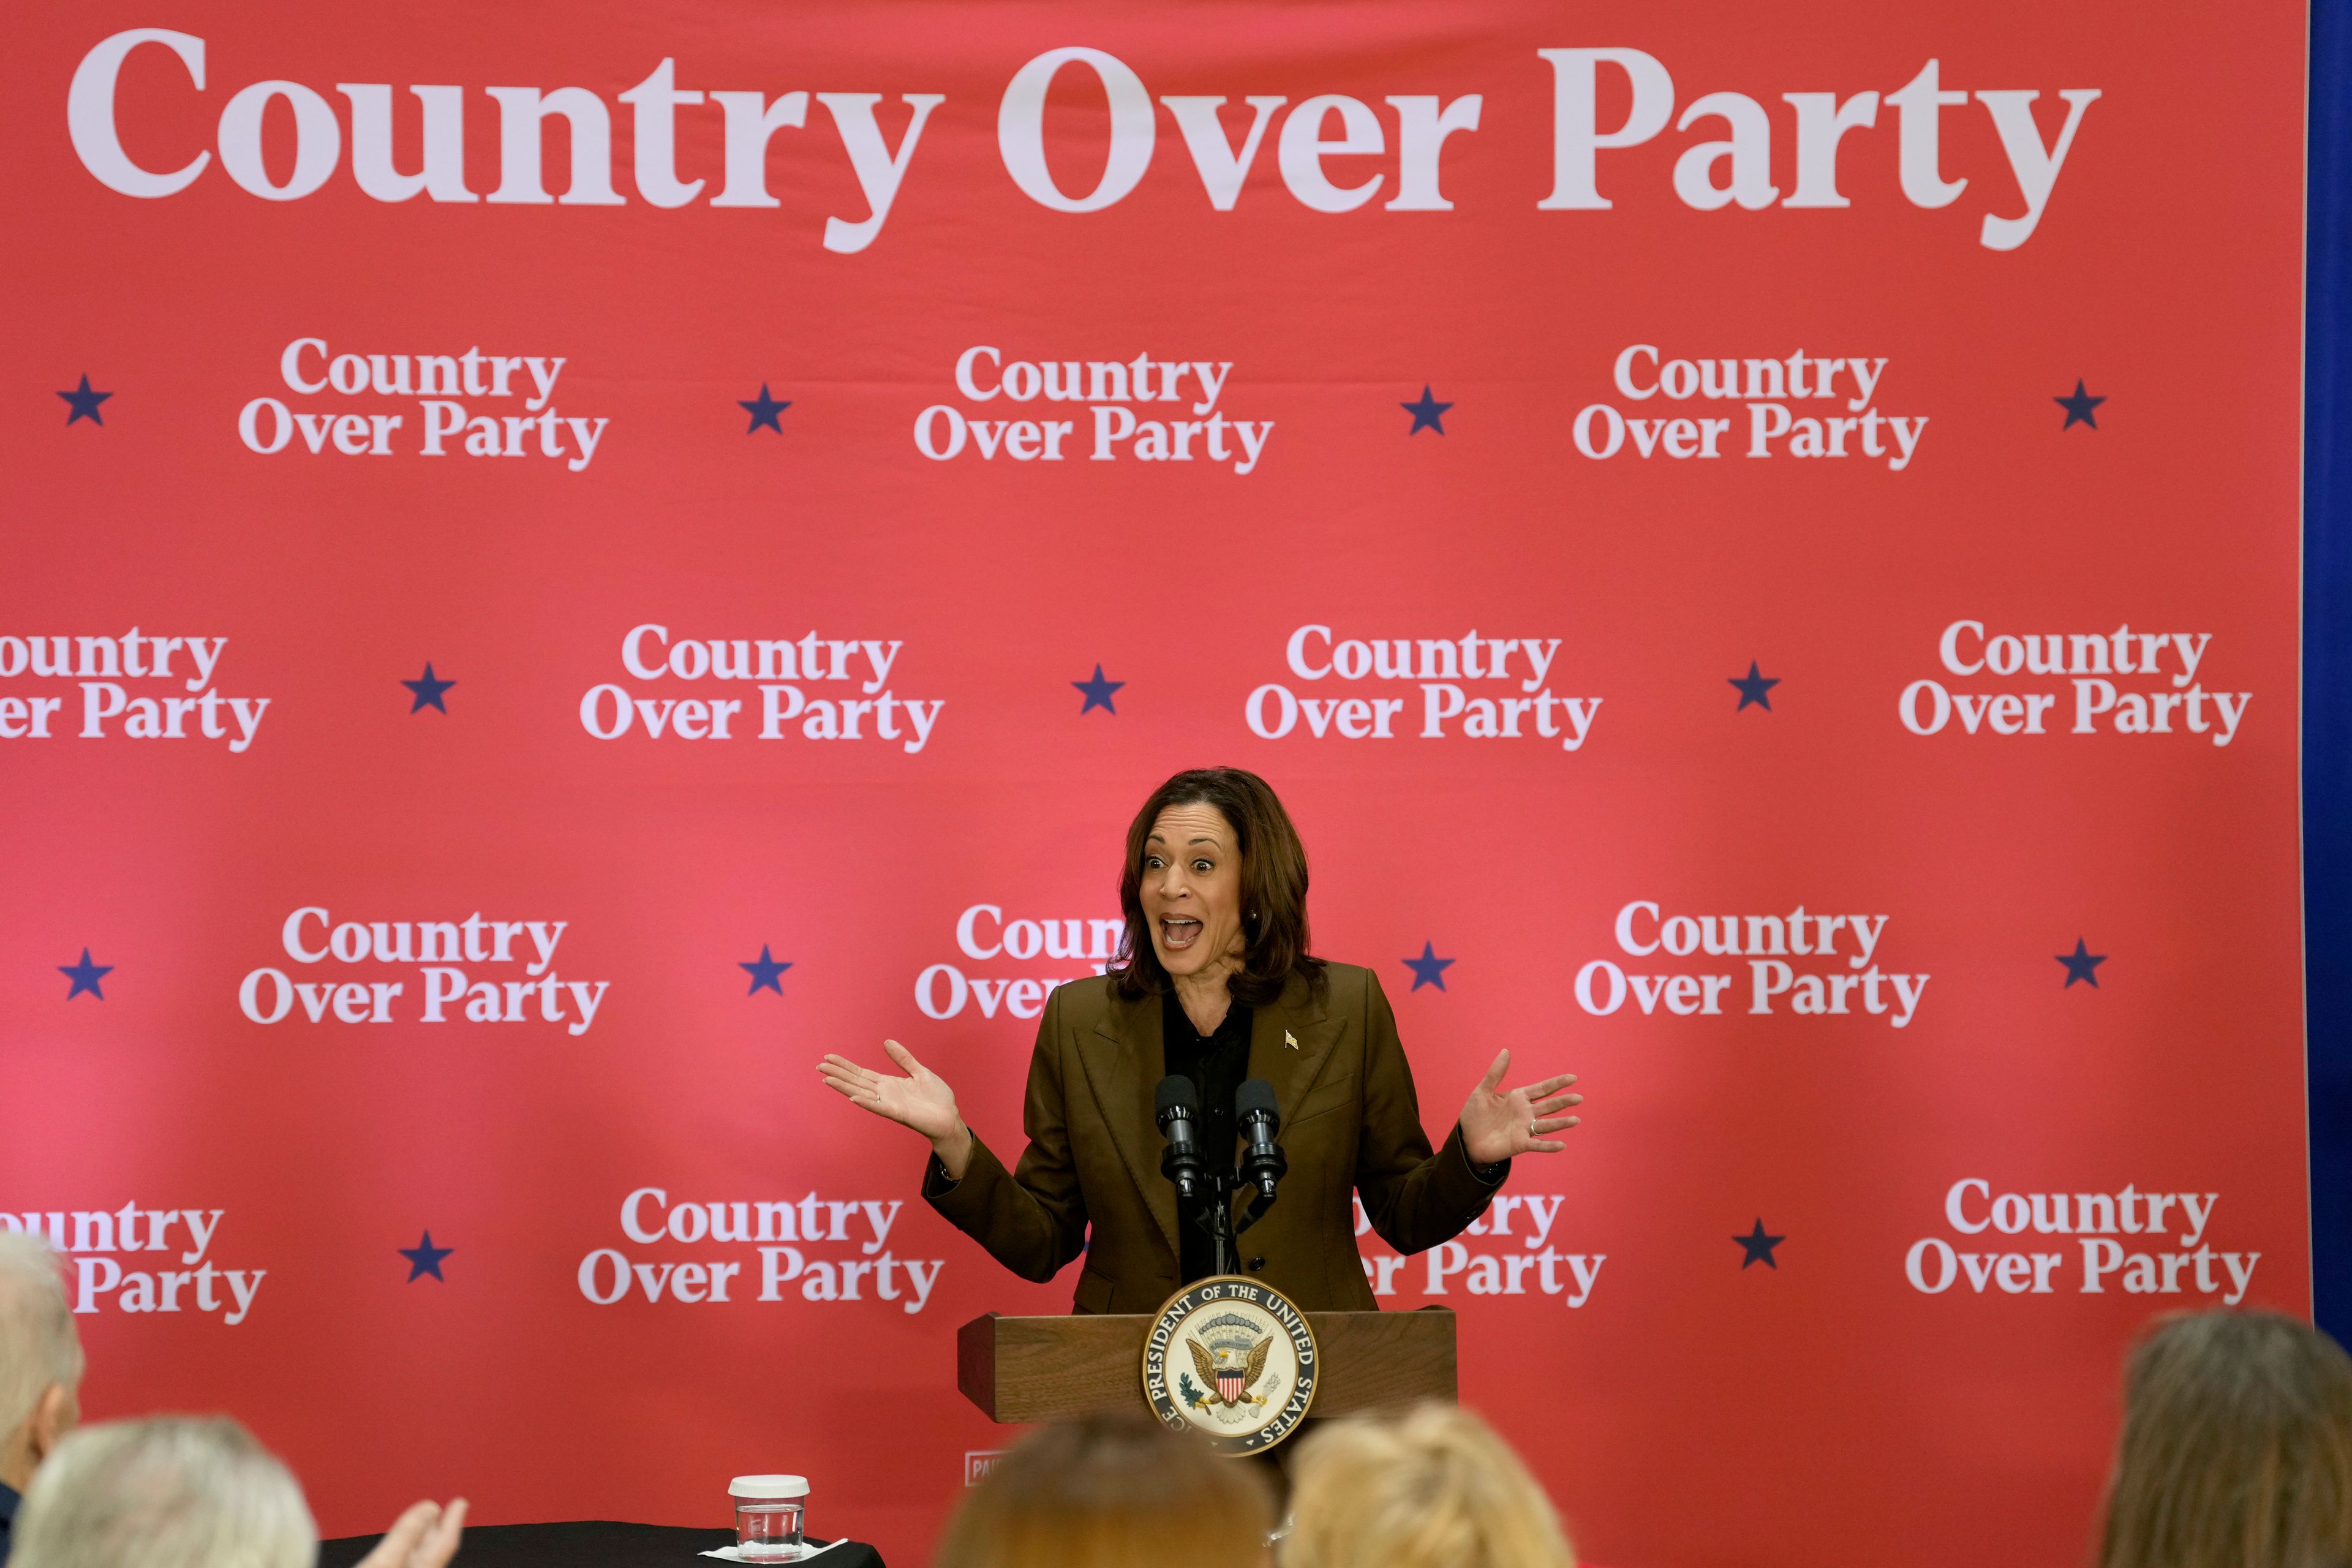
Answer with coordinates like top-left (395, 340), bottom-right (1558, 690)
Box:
top-left (2098, 1308), bottom-right (2352, 1568)
top-left (933, 1414), bottom-right (1273, 1568)
top-left (1285, 1403), bottom-right (1572, 1568)
top-left (11, 1417), bottom-right (315, 1568)
top-left (0, 1232), bottom-right (85, 1496)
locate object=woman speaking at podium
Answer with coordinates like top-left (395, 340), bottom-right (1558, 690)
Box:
top-left (818, 768), bottom-right (1581, 1313)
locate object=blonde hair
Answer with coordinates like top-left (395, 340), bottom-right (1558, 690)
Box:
top-left (0, 1229), bottom-right (85, 1440)
top-left (2096, 1310), bottom-right (2352, 1568)
top-left (1284, 1404), bottom-right (1572, 1568)
top-left (12, 1417), bottom-right (317, 1568)
top-left (934, 1415), bottom-right (1273, 1568)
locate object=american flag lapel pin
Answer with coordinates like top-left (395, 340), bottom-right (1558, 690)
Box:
top-left (1284, 1030), bottom-right (1299, 1050)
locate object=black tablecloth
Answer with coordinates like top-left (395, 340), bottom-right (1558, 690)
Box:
top-left (320, 1521), bottom-right (884, 1568)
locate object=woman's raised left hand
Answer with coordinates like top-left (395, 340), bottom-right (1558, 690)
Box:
top-left (1458, 1049), bottom-right (1581, 1164)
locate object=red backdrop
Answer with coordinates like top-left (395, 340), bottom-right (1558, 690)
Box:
top-left (0, 5), bottom-right (2309, 1566)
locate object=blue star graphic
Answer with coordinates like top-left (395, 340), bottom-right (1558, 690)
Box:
top-left (402, 663), bottom-right (454, 714)
top-left (1073, 664), bottom-right (1124, 715)
top-left (2056, 380), bottom-right (2105, 430)
top-left (1402, 941), bottom-right (1455, 992)
top-left (1730, 662), bottom-right (1780, 712)
top-left (741, 944), bottom-right (792, 996)
top-left (59, 375), bottom-right (111, 426)
top-left (1735, 1219), bottom-right (1785, 1269)
top-left (398, 1232), bottom-right (453, 1282)
top-left (740, 384), bottom-right (790, 434)
top-left (1400, 386), bottom-right (1452, 435)
top-left (59, 948), bottom-right (112, 1001)
top-left (2057, 938), bottom-right (2107, 989)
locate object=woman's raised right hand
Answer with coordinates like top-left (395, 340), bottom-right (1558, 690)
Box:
top-left (818, 1039), bottom-right (973, 1178)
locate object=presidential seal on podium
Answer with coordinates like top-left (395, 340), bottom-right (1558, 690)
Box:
top-left (1141, 1276), bottom-right (1320, 1454)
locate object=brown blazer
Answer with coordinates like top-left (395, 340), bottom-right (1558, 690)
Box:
top-left (923, 962), bottom-right (1502, 1313)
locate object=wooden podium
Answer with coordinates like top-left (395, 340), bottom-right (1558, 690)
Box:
top-left (957, 1307), bottom-right (1457, 1423)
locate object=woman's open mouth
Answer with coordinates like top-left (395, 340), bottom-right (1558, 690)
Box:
top-left (1159, 917), bottom-right (1202, 951)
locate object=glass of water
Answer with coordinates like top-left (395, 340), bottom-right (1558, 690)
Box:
top-left (729, 1476), bottom-right (808, 1561)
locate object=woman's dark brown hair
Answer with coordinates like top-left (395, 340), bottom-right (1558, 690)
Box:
top-left (2097, 1309), bottom-right (2352, 1568)
top-left (932, 1414), bottom-right (1272, 1568)
top-left (1108, 767), bottom-right (1324, 1006)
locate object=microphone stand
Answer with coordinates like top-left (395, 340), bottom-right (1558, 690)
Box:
top-left (1197, 1169), bottom-right (1242, 1279)
top-left (1192, 1159), bottom-right (1278, 1280)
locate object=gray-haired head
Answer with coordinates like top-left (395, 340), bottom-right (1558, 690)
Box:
top-left (0, 1229), bottom-right (85, 1445)
top-left (12, 1417), bottom-right (318, 1568)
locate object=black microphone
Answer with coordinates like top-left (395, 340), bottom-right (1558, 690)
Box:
top-left (1237, 1078), bottom-right (1287, 1203)
top-left (1155, 1076), bottom-right (1205, 1200)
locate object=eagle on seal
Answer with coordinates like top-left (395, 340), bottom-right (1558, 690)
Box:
top-left (1187, 1332), bottom-right (1273, 1407)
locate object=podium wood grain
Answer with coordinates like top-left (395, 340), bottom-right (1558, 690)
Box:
top-left (957, 1308), bottom-right (1456, 1423)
